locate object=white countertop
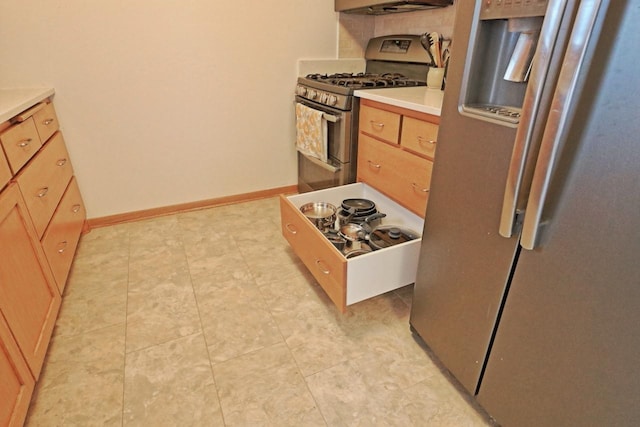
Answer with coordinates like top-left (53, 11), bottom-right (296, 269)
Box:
top-left (0, 88), bottom-right (55, 123)
top-left (354, 87), bottom-right (444, 116)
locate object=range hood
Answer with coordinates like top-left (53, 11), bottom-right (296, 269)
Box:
top-left (335, 0), bottom-right (453, 15)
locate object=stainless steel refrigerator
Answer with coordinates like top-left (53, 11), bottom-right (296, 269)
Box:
top-left (410, 0), bottom-right (640, 425)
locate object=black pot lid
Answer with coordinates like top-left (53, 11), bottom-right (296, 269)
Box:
top-left (369, 226), bottom-right (420, 249)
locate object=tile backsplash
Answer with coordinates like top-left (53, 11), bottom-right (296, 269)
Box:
top-left (338, 3), bottom-right (457, 58)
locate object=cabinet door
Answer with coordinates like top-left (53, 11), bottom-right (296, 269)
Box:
top-left (0, 312), bottom-right (34, 427)
top-left (41, 177), bottom-right (86, 293)
top-left (0, 184), bottom-right (61, 379)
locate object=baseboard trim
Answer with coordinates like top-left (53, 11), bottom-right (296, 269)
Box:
top-left (86, 185), bottom-right (298, 229)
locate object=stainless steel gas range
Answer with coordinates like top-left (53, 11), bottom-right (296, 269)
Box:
top-left (295, 35), bottom-right (432, 193)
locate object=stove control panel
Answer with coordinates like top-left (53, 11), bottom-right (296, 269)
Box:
top-left (296, 84), bottom-right (347, 110)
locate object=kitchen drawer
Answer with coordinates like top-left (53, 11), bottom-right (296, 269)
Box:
top-left (357, 134), bottom-right (432, 217)
top-left (401, 116), bottom-right (438, 159)
top-left (280, 196), bottom-right (347, 309)
top-left (280, 183), bottom-right (423, 312)
top-left (359, 104), bottom-right (401, 144)
top-left (32, 102), bottom-right (59, 143)
top-left (41, 177), bottom-right (86, 294)
top-left (0, 150), bottom-right (10, 190)
top-left (0, 117), bottom-right (43, 174)
top-left (16, 132), bottom-right (74, 238)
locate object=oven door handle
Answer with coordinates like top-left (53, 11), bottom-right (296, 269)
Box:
top-left (301, 153), bottom-right (341, 173)
top-left (322, 113), bottom-right (339, 123)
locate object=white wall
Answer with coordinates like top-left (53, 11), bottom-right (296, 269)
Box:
top-left (0, 1), bottom-right (338, 218)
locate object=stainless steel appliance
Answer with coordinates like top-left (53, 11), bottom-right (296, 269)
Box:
top-left (335, 0), bottom-right (452, 15)
top-left (410, 0), bottom-right (640, 425)
top-left (296, 35), bottom-right (431, 193)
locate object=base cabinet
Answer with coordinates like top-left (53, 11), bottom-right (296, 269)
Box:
top-left (0, 184), bottom-right (61, 380)
top-left (0, 93), bottom-right (85, 425)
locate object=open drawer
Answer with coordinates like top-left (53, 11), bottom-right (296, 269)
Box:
top-left (280, 182), bottom-right (424, 312)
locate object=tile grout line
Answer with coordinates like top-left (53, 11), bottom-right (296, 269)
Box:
top-left (176, 212), bottom-right (229, 426)
top-left (121, 222), bottom-right (132, 426)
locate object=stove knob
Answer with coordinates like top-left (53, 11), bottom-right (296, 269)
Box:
top-left (320, 93), bottom-right (328, 103)
top-left (309, 90), bottom-right (318, 100)
top-left (328, 95), bottom-right (338, 106)
top-left (296, 85), bottom-right (307, 96)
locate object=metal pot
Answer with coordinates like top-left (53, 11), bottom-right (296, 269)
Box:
top-left (300, 202), bottom-right (337, 231)
top-left (338, 223), bottom-right (368, 250)
top-left (344, 245), bottom-right (372, 259)
top-left (367, 225), bottom-right (420, 250)
top-left (338, 211), bottom-right (386, 227)
top-left (323, 229), bottom-right (347, 251)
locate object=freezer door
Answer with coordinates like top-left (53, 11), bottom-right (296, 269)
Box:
top-left (409, 1), bottom-right (521, 394)
top-left (477, 1), bottom-right (640, 425)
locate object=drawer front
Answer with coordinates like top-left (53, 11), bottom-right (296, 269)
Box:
top-left (0, 118), bottom-right (43, 174)
top-left (359, 105), bottom-right (401, 144)
top-left (357, 135), bottom-right (432, 217)
top-left (33, 102), bottom-right (59, 143)
top-left (16, 132), bottom-right (74, 238)
top-left (0, 151), bottom-right (10, 190)
top-left (41, 177), bottom-right (86, 293)
top-left (280, 195), bottom-right (347, 311)
top-left (401, 116), bottom-right (438, 159)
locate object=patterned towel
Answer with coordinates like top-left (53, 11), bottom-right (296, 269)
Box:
top-left (295, 103), bottom-right (328, 163)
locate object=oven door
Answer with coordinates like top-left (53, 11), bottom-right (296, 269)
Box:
top-left (295, 96), bottom-right (356, 193)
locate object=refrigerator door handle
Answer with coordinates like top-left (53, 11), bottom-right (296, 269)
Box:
top-left (499, 0), bottom-right (573, 238)
top-left (521, 0), bottom-right (607, 250)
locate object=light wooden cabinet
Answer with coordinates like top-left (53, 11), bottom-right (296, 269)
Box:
top-left (0, 308), bottom-right (35, 427)
top-left (358, 99), bottom-right (439, 217)
top-left (41, 177), bottom-right (86, 289)
top-left (16, 131), bottom-right (74, 239)
top-left (359, 104), bottom-right (401, 144)
top-left (0, 94), bottom-right (86, 423)
top-left (0, 118), bottom-right (42, 174)
top-left (0, 184), bottom-right (61, 379)
top-left (401, 116), bottom-right (438, 159)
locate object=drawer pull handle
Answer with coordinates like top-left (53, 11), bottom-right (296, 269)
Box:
top-left (56, 158), bottom-right (68, 167)
top-left (72, 204), bottom-right (82, 213)
top-left (315, 259), bottom-right (330, 275)
top-left (367, 160), bottom-right (381, 170)
top-left (37, 187), bottom-right (49, 198)
top-left (417, 136), bottom-right (437, 146)
top-left (17, 138), bottom-right (33, 148)
top-left (370, 121), bottom-right (385, 130)
top-left (43, 118), bottom-right (55, 125)
top-left (285, 223), bottom-right (298, 235)
top-left (57, 240), bottom-right (68, 254)
top-left (412, 183), bottom-right (430, 193)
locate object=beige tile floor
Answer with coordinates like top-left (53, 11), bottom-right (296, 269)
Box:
top-left (25, 197), bottom-right (492, 426)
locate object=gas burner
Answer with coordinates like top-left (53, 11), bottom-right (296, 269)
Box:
top-left (306, 72), bottom-right (424, 89)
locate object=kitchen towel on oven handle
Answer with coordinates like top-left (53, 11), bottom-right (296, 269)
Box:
top-left (295, 103), bottom-right (328, 163)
